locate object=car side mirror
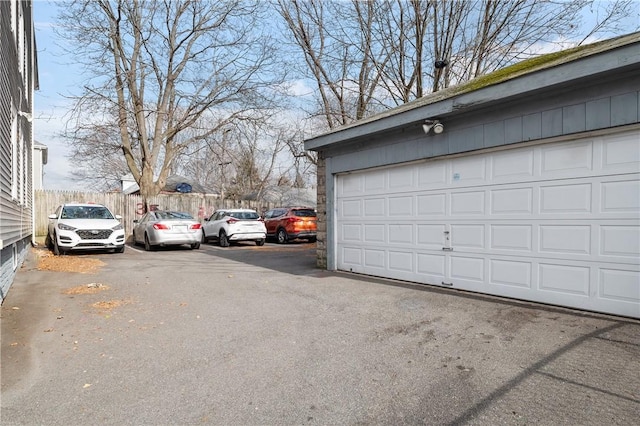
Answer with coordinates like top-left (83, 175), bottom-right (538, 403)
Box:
top-left (48, 213), bottom-right (57, 219)
top-left (116, 215), bottom-right (123, 220)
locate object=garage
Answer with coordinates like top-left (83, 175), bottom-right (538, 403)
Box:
top-left (305, 34), bottom-right (640, 318)
top-left (336, 130), bottom-right (639, 318)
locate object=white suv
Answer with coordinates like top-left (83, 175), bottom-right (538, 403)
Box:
top-left (46, 203), bottom-right (126, 254)
top-left (201, 209), bottom-right (266, 247)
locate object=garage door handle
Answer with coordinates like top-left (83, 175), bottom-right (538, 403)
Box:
top-left (442, 247), bottom-right (453, 251)
top-left (441, 282), bottom-right (453, 286)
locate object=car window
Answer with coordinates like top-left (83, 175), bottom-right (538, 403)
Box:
top-left (264, 210), bottom-right (274, 219)
top-left (163, 211), bottom-right (193, 219)
top-left (293, 209), bottom-right (316, 218)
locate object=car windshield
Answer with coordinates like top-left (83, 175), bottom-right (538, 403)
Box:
top-left (156, 211), bottom-right (193, 220)
top-left (293, 209), bottom-right (316, 217)
top-left (61, 206), bottom-right (114, 219)
top-left (228, 211), bottom-right (259, 220)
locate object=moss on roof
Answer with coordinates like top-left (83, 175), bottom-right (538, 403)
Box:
top-left (312, 32), bottom-right (639, 139)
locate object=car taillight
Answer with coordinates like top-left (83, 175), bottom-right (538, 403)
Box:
top-left (153, 223), bottom-right (170, 230)
top-left (190, 223), bottom-right (202, 230)
top-left (226, 217), bottom-right (237, 224)
top-left (287, 217), bottom-right (300, 223)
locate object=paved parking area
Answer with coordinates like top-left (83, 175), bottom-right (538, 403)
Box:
top-left (2, 241), bottom-right (639, 425)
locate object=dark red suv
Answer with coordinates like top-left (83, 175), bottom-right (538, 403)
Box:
top-left (263, 207), bottom-right (317, 243)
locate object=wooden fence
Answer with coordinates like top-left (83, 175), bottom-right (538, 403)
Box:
top-left (34, 190), bottom-right (275, 238)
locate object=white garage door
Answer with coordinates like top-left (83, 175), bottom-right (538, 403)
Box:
top-left (336, 130), bottom-right (640, 318)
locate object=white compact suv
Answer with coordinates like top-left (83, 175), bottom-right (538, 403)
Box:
top-left (46, 203), bottom-right (126, 254)
top-left (201, 208), bottom-right (266, 247)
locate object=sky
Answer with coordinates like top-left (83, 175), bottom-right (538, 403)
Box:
top-left (32, 0), bottom-right (640, 191)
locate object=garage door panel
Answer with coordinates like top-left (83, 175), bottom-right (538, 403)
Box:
top-left (339, 174), bottom-right (364, 196)
top-left (451, 191), bottom-right (485, 215)
top-left (363, 224), bottom-right (385, 243)
top-left (540, 183), bottom-right (592, 214)
top-left (417, 193), bottom-right (447, 215)
top-left (417, 253), bottom-right (446, 278)
top-left (451, 156), bottom-right (487, 184)
top-left (491, 188), bottom-right (533, 214)
top-left (417, 224), bottom-right (446, 249)
top-left (388, 250), bottom-right (413, 272)
top-left (539, 263), bottom-right (591, 296)
top-left (364, 249), bottom-right (385, 269)
top-left (600, 226), bottom-right (640, 257)
top-left (364, 169), bottom-right (386, 191)
top-left (341, 247), bottom-right (362, 268)
top-left (388, 224), bottom-right (413, 244)
top-left (490, 225), bottom-right (533, 251)
top-left (540, 141), bottom-right (593, 176)
top-left (539, 225), bottom-right (591, 255)
top-left (490, 259), bottom-right (532, 288)
top-left (340, 199), bottom-right (362, 216)
top-left (601, 180), bottom-right (640, 212)
top-left (451, 224), bottom-right (485, 249)
top-left (492, 149), bottom-right (534, 179)
top-left (417, 162), bottom-right (447, 187)
top-left (363, 198), bottom-right (385, 216)
top-left (388, 196), bottom-right (413, 216)
top-left (601, 133), bottom-right (640, 170)
top-left (389, 166), bottom-right (415, 190)
top-left (336, 129), bottom-right (640, 318)
top-left (450, 256), bottom-right (485, 282)
top-left (599, 268), bottom-right (640, 303)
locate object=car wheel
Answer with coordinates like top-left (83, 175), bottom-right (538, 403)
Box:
top-left (144, 234), bottom-right (153, 251)
top-left (191, 242), bottom-right (200, 250)
top-left (308, 237), bottom-right (317, 243)
top-left (256, 239), bottom-right (265, 246)
top-left (276, 228), bottom-right (288, 244)
top-left (201, 230), bottom-right (208, 243)
top-left (53, 233), bottom-right (62, 256)
top-left (115, 245), bottom-right (125, 253)
top-left (219, 230), bottom-right (230, 247)
top-left (45, 233), bottom-right (52, 249)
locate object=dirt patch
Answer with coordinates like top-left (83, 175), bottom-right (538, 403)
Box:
top-left (35, 249), bottom-right (105, 274)
top-left (63, 283), bottom-right (110, 295)
top-left (91, 299), bottom-right (132, 312)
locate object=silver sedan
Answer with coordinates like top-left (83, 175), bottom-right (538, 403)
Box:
top-left (132, 210), bottom-right (202, 251)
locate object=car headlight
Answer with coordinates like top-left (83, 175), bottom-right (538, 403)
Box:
top-left (112, 224), bottom-right (123, 230)
top-left (57, 223), bottom-right (76, 231)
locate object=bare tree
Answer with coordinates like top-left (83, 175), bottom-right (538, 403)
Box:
top-left (57, 0), bottom-right (285, 206)
top-left (277, 0), bottom-right (638, 120)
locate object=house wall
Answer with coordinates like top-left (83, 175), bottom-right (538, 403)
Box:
top-left (0, 0), bottom-right (37, 301)
top-left (314, 69), bottom-right (640, 269)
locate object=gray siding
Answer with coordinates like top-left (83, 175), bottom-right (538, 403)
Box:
top-left (324, 76), bottom-right (640, 175)
top-left (1, 1), bottom-right (37, 300)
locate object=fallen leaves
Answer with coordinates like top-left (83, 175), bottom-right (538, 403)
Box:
top-left (36, 249), bottom-right (105, 274)
top-left (63, 283), bottom-right (110, 295)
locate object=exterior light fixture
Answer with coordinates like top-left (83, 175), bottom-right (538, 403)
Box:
top-left (423, 119), bottom-right (444, 135)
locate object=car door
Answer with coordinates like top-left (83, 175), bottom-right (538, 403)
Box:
top-left (133, 212), bottom-right (150, 243)
top-left (203, 211), bottom-right (224, 238)
top-left (263, 209), bottom-right (276, 235)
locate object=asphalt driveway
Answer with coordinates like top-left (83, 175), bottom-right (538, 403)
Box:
top-left (2, 241), bottom-right (639, 425)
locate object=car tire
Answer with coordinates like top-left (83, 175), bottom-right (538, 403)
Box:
top-left (45, 233), bottom-right (53, 249)
top-left (53, 234), bottom-right (62, 256)
top-left (190, 242), bottom-right (200, 250)
top-left (276, 228), bottom-right (288, 244)
top-left (308, 237), bottom-right (317, 243)
top-left (201, 231), bottom-right (208, 244)
top-left (219, 230), bottom-right (230, 247)
top-left (256, 239), bottom-right (265, 246)
top-left (115, 245), bottom-right (125, 253)
top-left (144, 234), bottom-right (153, 251)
